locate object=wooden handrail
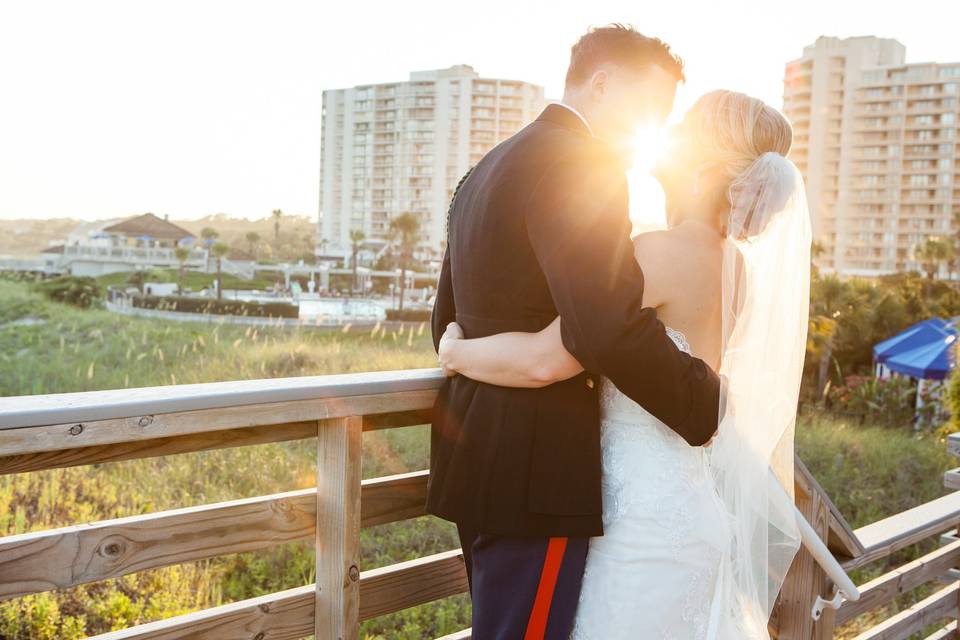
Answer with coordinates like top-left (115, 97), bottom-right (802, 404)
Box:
top-left (0, 369), bottom-right (445, 430)
top-left (845, 492), bottom-right (960, 571)
top-left (0, 387), bottom-right (437, 459)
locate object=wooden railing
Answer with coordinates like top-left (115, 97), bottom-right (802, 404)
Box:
top-left (0, 370), bottom-right (459, 640)
top-left (3, 370), bottom-right (960, 639)
top-left (813, 433), bottom-right (960, 640)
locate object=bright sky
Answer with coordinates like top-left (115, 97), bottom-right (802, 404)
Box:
top-left (1, 0), bottom-right (958, 226)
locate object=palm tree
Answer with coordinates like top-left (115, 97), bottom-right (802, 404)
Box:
top-left (349, 229), bottom-right (365, 295)
top-left (174, 246), bottom-right (191, 296)
top-left (808, 274), bottom-right (850, 400)
top-left (914, 236), bottom-right (954, 285)
top-left (200, 227), bottom-right (219, 246)
top-left (271, 209), bottom-right (283, 242)
top-left (389, 212), bottom-right (421, 312)
top-left (211, 242), bottom-right (230, 300)
top-left (245, 231), bottom-right (261, 260)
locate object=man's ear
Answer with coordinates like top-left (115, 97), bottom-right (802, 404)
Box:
top-left (589, 69), bottom-right (608, 100)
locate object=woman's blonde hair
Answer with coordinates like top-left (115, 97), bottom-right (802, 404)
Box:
top-left (683, 90), bottom-right (793, 227)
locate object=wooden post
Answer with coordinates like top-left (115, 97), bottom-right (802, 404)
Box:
top-left (775, 469), bottom-right (836, 639)
top-left (315, 416), bottom-right (362, 640)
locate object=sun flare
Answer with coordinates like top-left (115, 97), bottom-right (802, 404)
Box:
top-left (631, 125), bottom-right (670, 175)
top-left (628, 125), bottom-right (670, 232)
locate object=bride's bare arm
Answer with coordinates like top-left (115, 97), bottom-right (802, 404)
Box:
top-left (438, 317), bottom-right (584, 388)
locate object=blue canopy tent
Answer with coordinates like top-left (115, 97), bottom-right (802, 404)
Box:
top-left (873, 318), bottom-right (957, 423)
top-left (873, 318), bottom-right (953, 366)
top-left (883, 334), bottom-right (957, 380)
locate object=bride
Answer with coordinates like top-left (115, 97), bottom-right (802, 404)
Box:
top-left (437, 89), bottom-right (812, 639)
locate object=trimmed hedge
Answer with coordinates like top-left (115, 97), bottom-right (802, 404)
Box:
top-left (386, 309), bottom-right (432, 322)
top-left (132, 295), bottom-right (298, 318)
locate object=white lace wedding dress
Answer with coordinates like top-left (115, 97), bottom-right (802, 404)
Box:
top-left (571, 327), bottom-right (734, 640)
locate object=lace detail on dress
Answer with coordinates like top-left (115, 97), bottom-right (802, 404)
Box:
top-left (597, 326), bottom-right (700, 530)
top-left (665, 325), bottom-right (691, 354)
top-left (572, 324), bottom-right (732, 640)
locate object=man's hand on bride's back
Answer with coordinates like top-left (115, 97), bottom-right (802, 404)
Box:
top-left (438, 322), bottom-right (465, 377)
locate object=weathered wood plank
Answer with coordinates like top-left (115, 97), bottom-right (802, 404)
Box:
top-left (796, 456), bottom-right (865, 561)
top-left (837, 539), bottom-right (960, 625)
top-left (316, 416), bottom-right (362, 640)
top-left (362, 408), bottom-right (432, 432)
top-left (360, 549), bottom-right (467, 620)
top-left (851, 582), bottom-right (958, 640)
top-left (0, 368), bottom-right (445, 430)
top-left (86, 549), bottom-right (467, 639)
top-left (87, 584), bottom-right (315, 640)
top-left (436, 630), bottom-right (472, 640)
top-left (778, 462), bottom-right (836, 640)
top-left (0, 406), bottom-right (432, 476)
top-left (0, 470), bottom-right (429, 600)
top-left (0, 488), bottom-right (314, 601)
top-left (846, 492), bottom-right (960, 571)
top-left (360, 469), bottom-right (430, 528)
top-left (0, 389), bottom-right (437, 459)
top-left (925, 620), bottom-right (958, 640)
top-left (0, 420), bottom-right (318, 476)
top-left (944, 468), bottom-right (960, 491)
top-left (947, 433), bottom-right (960, 458)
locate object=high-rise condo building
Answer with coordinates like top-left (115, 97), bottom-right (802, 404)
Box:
top-left (318, 65), bottom-right (546, 262)
top-left (784, 36), bottom-right (960, 276)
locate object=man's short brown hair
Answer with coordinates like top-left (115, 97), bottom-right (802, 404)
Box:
top-left (565, 24), bottom-right (685, 89)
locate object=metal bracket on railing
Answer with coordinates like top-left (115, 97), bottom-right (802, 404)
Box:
top-left (812, 586), bottom-right (844, 621)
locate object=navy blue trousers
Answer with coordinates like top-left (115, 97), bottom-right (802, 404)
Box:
top-left (458, 522), bottom-right (589, 640)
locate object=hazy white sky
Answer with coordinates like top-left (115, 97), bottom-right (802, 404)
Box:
top-left (1, 0), bottom-right (958, 222)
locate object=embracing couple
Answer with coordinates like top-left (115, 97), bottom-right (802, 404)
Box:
top-left (427, 24), bottom-right (811, 640)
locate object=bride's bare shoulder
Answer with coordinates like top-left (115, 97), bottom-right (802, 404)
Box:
top-left (631, 228), bottom-right (721, 308)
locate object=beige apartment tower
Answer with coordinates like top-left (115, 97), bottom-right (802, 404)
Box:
top-left (784, 36), bottom-right (960, 276)
top-left (318, 65), bottom-right (546, 262)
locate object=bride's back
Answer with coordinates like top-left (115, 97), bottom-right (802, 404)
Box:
top-left (632, 224), bottom-right (724, 371)
top-left (634, 89), bottom-right (794, 372)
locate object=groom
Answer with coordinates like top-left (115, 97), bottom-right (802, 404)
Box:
top-left (428, 25), bottom-right (721, 639)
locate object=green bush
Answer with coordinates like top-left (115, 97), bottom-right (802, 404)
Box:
top-left (826, 375), bottom-right (916, 427)
top-left (939, 346), bottom-right (960, 437)
top-left (33, 276), bottom-right (102, 309)
top-left (796, 411), bottom-right (953, 529)
top-left (131, 295), bottom-right (298, 318)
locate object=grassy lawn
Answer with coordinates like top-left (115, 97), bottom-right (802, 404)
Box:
top-left (95, 268), bottom-right (280, 292)
top-left (1, 278), bottom-right (956, 638)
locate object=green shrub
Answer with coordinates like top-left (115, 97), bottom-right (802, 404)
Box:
top-left (33, 276), bottom-right (102, 309)
top-left (943, 346), bottom-right (960, 436)
top-left (826, 374), bottom-right (916, 427)
top-left (796, 411), bottom-right (953, 529)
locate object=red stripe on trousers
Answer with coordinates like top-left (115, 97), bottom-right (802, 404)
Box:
top-left (523, 537), bottom-right (568, 640)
